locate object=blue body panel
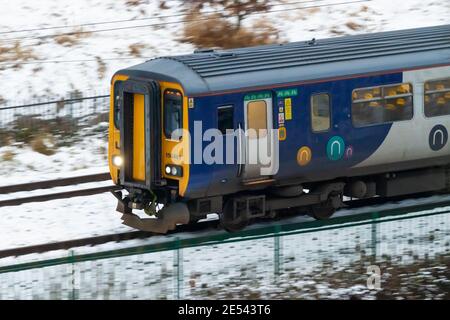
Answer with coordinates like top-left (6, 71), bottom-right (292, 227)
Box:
top-left (185, 73), bottom-right (403, 199)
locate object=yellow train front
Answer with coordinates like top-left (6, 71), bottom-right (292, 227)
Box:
top-left (109, 72), bottom-right (192, 233)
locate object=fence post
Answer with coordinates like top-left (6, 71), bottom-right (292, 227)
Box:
top-left (274, 224), bottom-right (282, 281)
top-left (69, 250), bottom-right (77, 300)
top-left (173, 238), bottom-right (183, 300)
top-left (371, 212), bottom-right (379, 264)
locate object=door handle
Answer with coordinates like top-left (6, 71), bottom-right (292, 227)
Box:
top-left (237, 122), bottom-right (245, 177)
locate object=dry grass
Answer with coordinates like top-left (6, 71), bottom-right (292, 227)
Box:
top-left (181, 12), bottom-right (280, 49)
top-left (346, 21), bottom-right (363, 31)
top-left (306, 7), bottom-right (321, 15)
top-left (330, 27), bottom-right (346, 35)
top-left (360, 5), bottom-right (369, 12)
top-left (159, 0), bottom-right (169, 10)
top-left (128, 43), bottom-right (146, 57)
top-left (96, 56), bottom-right (107, 79)
top-left (0, 41), bottom-right (38, 66)
top-left (125, 0), bottom-right (143, 6)
top-left (30, 133), bottom-right (56, 156)
top-left (1, 150), bottom-right (15, 162)
top-left (54, 28), bottom-right (91, 47)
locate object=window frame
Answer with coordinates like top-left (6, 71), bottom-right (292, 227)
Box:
top-left (163, 88), bottom-right (183, 141)
top-left (351, 83), bottom-right (414, 128)
top-left (423, 77), bottom-right (450, 119)
top-left (113, 81), bottom-right (123, 130)
top-left (310, 92), bottom-right (332, 133)
top-left (217, 105), bottom-right (234, 135)
top-left (247, 99), bottom-right (268, 139)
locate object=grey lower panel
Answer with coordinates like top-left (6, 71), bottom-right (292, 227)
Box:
top-left (377, 167), bottom-right (446, 197)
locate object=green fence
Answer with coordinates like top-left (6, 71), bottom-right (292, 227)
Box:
top-left (0, 202), bottom-right (449, 300)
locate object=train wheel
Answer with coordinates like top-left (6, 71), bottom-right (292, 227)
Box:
top-left (309, 193), bottom-right (342, 220)
top-left (309, 205), bottom-right (336, 220)
top-left (220, 200), bottom-right (248, 232)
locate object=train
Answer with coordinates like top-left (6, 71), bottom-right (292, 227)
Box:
top-left (108, 24), bottom-right (450, 233)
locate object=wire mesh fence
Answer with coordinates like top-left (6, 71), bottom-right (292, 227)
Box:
top-left (0, 208), bottom-right (449, 300)
top-left (0, 91), bottom-right (110, 146)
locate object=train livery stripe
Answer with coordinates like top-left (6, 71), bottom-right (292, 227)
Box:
top-left (354, 66), bottom-right (450, 169)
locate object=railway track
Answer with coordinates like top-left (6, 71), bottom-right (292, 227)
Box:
top-left (1, 193), bottom-right (449, 260)
top-left (0, 173), bottom-right (110, 194)
top-left (0, 173), bottom-right (116, 208)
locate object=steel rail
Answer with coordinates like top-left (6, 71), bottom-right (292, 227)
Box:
top-left (0, 185), bottom-right (120, 208)
top-left (0, 173), bottom-right (111, 194)
top-left (0, 193), bottom-right (449, 262)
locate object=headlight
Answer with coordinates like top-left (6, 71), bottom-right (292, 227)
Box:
top-left (165, 165), bottom-right (183, 177)
top-left (112, 155), bottom-right (123, 167)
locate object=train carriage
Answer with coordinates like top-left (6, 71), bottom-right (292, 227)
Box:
top-left (109, 24), bottom-right (450, 233)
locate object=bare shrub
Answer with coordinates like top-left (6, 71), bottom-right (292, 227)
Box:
top-left (181, 0), bottom-right (279, 49)
top-left (11, 115), bottom-right (78, 145)
top-left (88, 113), bottom-right (109, 127)
top-left (96, 56), bottom-right (107, 79)
top-left (182, 12), bottom-right (280, 49)
top-left (1, 150), bottom-right (15, 162)
top-left (346, 21), bottom-right (363, 31)
top-left (158, 0), bottom-right (169, 9)
top-left (128, 43), bottom-right (146, 57)
top-left (0, 41), bottom-right (38, 64)
top-left (125, 0), bottom-right (143, 6)
top-left (330, 27), bottom-right (345, 35)
top-left (0, 130), bottom-right (13, 147)
top-left (54, 29), bottom-right (91, 47)
top-left (188, 0), bottom-right (271, 29)
top-left (30, 133), bottom-right (56, 156)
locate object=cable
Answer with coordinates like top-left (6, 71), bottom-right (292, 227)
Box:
top-left (0, 56), bottom-right (151, 67)
top-left (0, 0), bottom-right (371, 43)
top-left (0, 0), bottom-right (330, 36)
top-left (0, 0), bottom-right (371, 68)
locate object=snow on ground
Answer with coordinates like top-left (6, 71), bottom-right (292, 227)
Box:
top-left (0, 125), bottom-right (109, 184)
top-left (0, 192), bottom-right (449, 257)
top-left (0, 195), bottom-right (448, 299)
top-left (0, 0), bottom-right (449, 105)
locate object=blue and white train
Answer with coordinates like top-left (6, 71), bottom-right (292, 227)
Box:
top-left (109, 25), bottom-right (450, 233)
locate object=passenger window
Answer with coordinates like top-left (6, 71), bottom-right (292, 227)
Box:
top-left (164, 90), bottom-right (183, 140)
top-left (247, 100), bottom-right (267, 139)
top-left (218, 106), bottom-right (234, 134)
top-left (352, 83), bottom-right (413, 127)
top-left (311, 93), bottom-right (331, 132)
top-left (424, 78), bottom-right (450, 117)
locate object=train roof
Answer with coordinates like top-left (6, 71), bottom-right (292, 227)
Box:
top-left (118, 24), bottom-right (450, 96)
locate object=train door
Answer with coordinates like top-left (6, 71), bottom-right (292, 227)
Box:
top-left (242, 92), bottom-right (278, 182)
top-left (119, 80), bottom-right (161, 190)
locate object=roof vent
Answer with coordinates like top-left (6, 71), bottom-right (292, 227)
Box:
top-left (307, 38), bottom-right (317, 46)
top-left (194, 48), bottom-right (215, 54)
top-left (214, 52), bottom-right (236, 58)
